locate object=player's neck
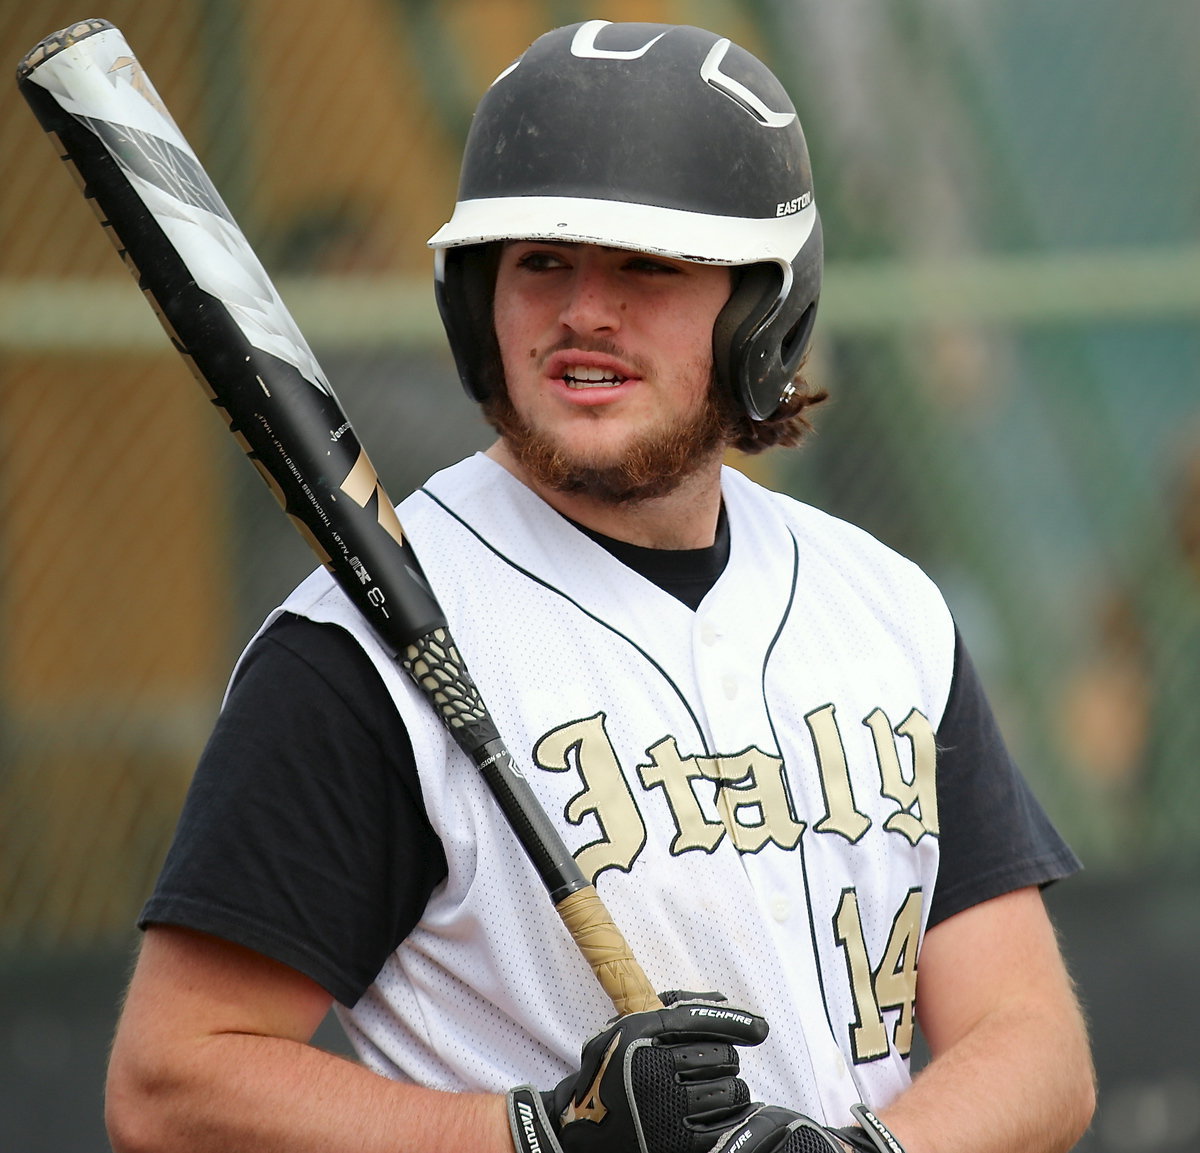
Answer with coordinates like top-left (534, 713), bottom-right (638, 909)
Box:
top-left (486, 441), bottom-right (724, 550)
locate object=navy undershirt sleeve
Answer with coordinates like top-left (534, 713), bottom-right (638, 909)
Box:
top-left (140, 614), bottom-right (446, 1006)
top-left (927, 629), bottom-right (1081, 927)
top-left (140, 553), bottom-right (1078, 1005)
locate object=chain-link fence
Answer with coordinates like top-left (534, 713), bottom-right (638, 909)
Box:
top-left (1, 1), bottom-right (1198, 1149)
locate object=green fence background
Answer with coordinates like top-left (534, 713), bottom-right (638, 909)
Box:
top-left (1, 1), bottom-right (1197, 1149)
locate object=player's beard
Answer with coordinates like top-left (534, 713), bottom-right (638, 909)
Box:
top-left (483, 371), bottom-right (734, 505)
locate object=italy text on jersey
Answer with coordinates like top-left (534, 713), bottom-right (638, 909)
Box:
top-left (532, 708), bottom-right (937, 881)
top-left (532, 709), bottom-right (935, 1066)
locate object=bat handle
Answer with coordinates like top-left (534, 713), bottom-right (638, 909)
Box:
top-left (401, 628), bottom-right (663, 1016)
top-left (556, 886), bottom-right (664, 1015)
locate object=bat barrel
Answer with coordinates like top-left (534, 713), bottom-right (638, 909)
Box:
top-left (18, 23), bottom-right (447, 652)
top-left (18, 19), bottom-right (659, 1018)
top-left (15, 18), bottom-right (113, 82)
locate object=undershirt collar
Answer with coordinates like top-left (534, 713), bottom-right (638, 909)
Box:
top-left (568, 505), bottom-right (730, 611)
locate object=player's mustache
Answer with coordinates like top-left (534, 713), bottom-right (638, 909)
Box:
top-left (539, 336), bottom-right (650, 378)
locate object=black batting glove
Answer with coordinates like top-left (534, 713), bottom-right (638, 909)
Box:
top-left (508, 992), bottom-right (769, 1153)
top-left (708, 1104), bottom-right (906, 1153)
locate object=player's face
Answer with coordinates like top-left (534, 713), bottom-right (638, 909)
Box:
top-left (490, 241), bottom-right (733, 502)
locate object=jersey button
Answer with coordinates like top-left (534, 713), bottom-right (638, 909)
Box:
top-left (770, 895), bottom-right (790, 922)
top-left (701, 621), bottom-right (718, 646)
top-left (722, 674), bottom-right (738, 700)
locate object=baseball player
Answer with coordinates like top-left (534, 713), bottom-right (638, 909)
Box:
top-left (105, 21), bottom-right (1095, 1153)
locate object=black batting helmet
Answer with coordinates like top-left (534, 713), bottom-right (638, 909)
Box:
top-left (428, 19), bottom-right (822, 422)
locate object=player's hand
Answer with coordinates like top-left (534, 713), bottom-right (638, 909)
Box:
top-left (507, 992), bottom-right (769, 1153)
top-left (707, 1103), bottom-right (903, 1153)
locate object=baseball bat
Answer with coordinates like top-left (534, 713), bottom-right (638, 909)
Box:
top-left (17, 18), bottom-right (661, 1017)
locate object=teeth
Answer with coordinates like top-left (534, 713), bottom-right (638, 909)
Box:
top-left (563, 365), bottom-right (624, 387)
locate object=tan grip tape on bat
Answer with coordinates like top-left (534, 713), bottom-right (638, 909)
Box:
top-left (556, 885), bottom-right (663, 1015)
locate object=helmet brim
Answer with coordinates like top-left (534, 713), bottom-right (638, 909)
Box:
top-left (427, 195), bottom-right (817, 269)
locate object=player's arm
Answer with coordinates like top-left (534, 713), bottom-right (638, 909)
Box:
top-left (105, 924), bottom-right (511, 1153)
top-left (106, 925), bottom-right (770, 1153)
top-left (872, 885), bottom-right (1095, 1153)
top-left (695, 886), bottom-right (1094, 1153)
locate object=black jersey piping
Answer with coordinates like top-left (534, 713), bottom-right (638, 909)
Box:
top-left (417, 486), bottom-right (714, 754)
top-left (756, 528), bottom-right (866, 1092)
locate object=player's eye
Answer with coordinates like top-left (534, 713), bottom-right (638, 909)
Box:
top-left (624, 256), bottom-right (680, 275)
top-left (513, 248), bottom-right (571, 272)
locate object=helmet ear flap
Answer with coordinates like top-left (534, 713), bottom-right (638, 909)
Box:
top-left (713, 217), bottom-right (822, 422)
top-left (714, 263), bottom-right (816, 422)
top-left (713, 264), bottom-right (772, 416)
top-left (435, 243), bottom-right (504, 402)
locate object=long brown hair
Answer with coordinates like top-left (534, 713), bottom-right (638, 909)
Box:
top-left (720, 374), bottom-right (828, 455)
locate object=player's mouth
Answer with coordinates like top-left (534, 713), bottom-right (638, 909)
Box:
top-left (544, 350), bottom-right (642, 400)
top-left (562, 365), bottom-right (628, 389)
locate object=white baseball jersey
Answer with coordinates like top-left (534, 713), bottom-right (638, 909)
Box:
top-left (265, 452), bottom-right (954, 1121)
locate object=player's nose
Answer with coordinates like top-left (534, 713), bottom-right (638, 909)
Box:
top-left (558, 257), bottom-right (623, 335)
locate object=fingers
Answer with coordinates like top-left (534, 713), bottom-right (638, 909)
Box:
top-left (679, 1072), bottom-right (752, 1128)
top-left (710, 1107), bottom-right (847, 1153)
top-left (548, 991), bottom-right (771, 1153)
top-left (626, 1042), bottom-right (757, 1153)
top-left (674, 1038), bottom-right (744, 1076)
top-left (653, 998), bottom-right (770, 1048)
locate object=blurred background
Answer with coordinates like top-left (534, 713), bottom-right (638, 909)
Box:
top-left (1, 0), bottom-right (1197, 1149)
